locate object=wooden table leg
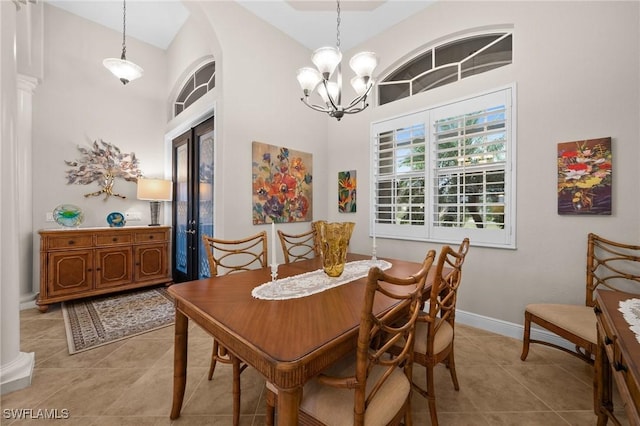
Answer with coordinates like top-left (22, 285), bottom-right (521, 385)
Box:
top-left (170, 310), bottom-right (188, 420)
top-left (276, 387), bottom-right (302, 426)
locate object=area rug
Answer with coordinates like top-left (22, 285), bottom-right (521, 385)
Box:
top-left (62, 287), bottom-right (175, 355)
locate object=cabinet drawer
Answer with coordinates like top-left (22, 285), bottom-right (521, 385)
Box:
top-left (135, 230), bottom-right (167, 243)
top-left (96, 232), bottom-right (133, 246)
top-left (46, 234), bottom-right (93, 249)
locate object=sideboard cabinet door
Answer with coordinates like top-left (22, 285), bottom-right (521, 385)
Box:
top-left (47, 251), bottom-right (93, 297)
top-left (135, 244), bottom-right (168, 283)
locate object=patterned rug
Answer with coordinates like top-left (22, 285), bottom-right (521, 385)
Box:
top-left (62, 287), bottom-right (175, 355)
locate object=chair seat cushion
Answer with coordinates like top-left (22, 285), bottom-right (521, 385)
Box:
top-left (296, 354), bottom-right (410, 426)
top-left (413, 318), bottom-right (454, 355)
top-left (525, 303), bottom-right (597, 344)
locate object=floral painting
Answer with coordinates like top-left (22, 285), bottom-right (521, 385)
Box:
top-left (252, 141), bottom-right (313, 224)
top-left (338, 170), bottom-right (356, 213)
top-left (557, 137), bottom-right (612, 215)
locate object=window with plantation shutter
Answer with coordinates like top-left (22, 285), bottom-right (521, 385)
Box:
top-left (372, 86), bottom-right (515, 248)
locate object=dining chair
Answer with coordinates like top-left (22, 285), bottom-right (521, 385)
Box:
top-left (521, 233), bottom-right (640, 364)
top-left (201, 231), bottom-right (268, 426)
top-left (265, 250), bottom-right (436, 426)
top-left (393, 240), bottom-right (469, 426)
top-left (277, 228), bottom-right (318, 263)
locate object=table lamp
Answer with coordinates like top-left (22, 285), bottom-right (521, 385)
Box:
top-left (137, 178), bottom-right (172, 226)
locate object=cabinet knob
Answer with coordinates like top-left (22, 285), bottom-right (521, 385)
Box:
top-left (68, 240), bottom-right (75, 245)
top-left (149, 235), bottom-right (154, 239)
top-left (113, 238), bottom-right (118, 242)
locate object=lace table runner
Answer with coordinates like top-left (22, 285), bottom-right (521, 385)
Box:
top-left (619, 298), bottom-right (640, 344)
top-left (252, 259), bottom-right (392, 300)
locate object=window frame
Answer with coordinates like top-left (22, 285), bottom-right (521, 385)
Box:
top-left (377, 30), bottom-right (513, 106)
top-left (370, 85), bottom-right (517, 249)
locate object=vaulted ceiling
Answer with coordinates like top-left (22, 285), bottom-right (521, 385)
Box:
top-left (45, 1), bottom-right (435, 51)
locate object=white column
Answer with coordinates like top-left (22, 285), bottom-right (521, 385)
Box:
top-left (0, 0), bottom-right (35, 395)
top-left (18, 75), bottom-right (37, 300)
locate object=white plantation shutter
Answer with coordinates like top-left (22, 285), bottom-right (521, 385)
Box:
top-left (372, 86), bottom-right (515, 248)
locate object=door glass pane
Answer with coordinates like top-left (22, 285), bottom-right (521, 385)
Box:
top-left (175, 144), bottom-right (188, 275)
top-left (198, 129), bottom-right (214, 279)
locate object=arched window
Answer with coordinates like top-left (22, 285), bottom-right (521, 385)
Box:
top-left (378, 32), bottom-right (512, 105)
top-left (174, 61), bottom-right (216, 117)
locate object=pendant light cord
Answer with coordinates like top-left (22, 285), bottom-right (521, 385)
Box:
top-left (120, 0), bottom-right (127, 60)
top-left (336, 0), bottom-right (341, 49)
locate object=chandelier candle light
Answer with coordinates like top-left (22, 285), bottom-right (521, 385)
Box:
top-left (296, 0), bottom-right (378, 121)
top-left (103, 0), bottom-right (143, 85)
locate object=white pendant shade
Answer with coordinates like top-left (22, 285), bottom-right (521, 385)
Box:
top-left (296, 67), bottom-right (323, 93)
top-left (317, 81), bottom-right (339, 104)
top-left (103, 58), bottom-right (144, 85)
top-left (311, 47), bottom-right (342, 78)
top-left (349, 51), bottom-right (378, 78)
top-left (350, 76), bottom-right (371, 97)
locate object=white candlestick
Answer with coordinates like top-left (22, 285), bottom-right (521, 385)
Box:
top-left (271, 221), bottom-right (276, 266)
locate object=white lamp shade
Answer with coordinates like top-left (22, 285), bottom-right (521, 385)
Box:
top-left (350, 76), bottom-right (373, 97)
top-left (317, 81), bottom-right (339, 104)
top-left (349, 51), bottom-right (378, 78)
top-left (296, 67), bottom-right (323, 93)
top-left (103, 57), bottom-right (144, 84)
top-left (137, 178), bottom-right (172, 201)
top-left (311, 46), bottom-right (342, 78)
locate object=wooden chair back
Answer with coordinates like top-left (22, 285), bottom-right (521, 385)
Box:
top-left (277, 229), bottom-right (318, 264)
top-left (202, 231), bottom-right (268, 276)
top-left (586, 232), bottom-right (640, 306)
top-left (423, 244), bottom-right (467, 354)
top-left (351, 250), bottom-right (435, 424)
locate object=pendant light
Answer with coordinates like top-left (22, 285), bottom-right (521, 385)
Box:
top-left (103, 0), bottom-right (143, 85)
top-left (296, 0), bottom-right (378, 121)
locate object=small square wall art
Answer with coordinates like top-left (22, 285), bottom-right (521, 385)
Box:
top-left (252, 141), bottom-right (313, 224)
top-left (338, 170), bottom-right (356, 213)
top-left (557, 137), bottom-right (612, 215)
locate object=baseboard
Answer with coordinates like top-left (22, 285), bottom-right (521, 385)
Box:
top-left (0, 352), bottom-right (35, 395)
top-left (20, 293), bottom-right (38, 311)
top-left (456, 309), bottom-right (576, 352)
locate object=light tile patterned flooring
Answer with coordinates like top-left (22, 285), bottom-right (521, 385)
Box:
top-left (1, 304), bottom-right (627, 425)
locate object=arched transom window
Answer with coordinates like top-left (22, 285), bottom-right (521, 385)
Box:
top-left (174, 61), bottom-right (216, 117)
top-left (378, 32), bottom-right (512, 105)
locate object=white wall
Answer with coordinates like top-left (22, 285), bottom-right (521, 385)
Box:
top-left (180, 2), bottom-right (329, 255)
top-left (30, 4), bottom-right (168, 295)
top-left (326, 1), bottom-right (640, 325)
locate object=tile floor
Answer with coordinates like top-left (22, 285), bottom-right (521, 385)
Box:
top-left (1, 304), bottom-right (627, 425)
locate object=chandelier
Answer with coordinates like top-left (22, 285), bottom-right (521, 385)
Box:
top-left (103, 0), bottom-right (143, 85)
top-left (296, 0), bottom-right (378, 121)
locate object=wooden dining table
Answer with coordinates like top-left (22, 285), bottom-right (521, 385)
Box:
top-left (168, 253), bottom-right (436, 425)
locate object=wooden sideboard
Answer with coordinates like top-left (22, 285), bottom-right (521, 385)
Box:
top-left (594, 290), bottom-right (640, 425)
top-left (37, 226), bottom-right (172, 312)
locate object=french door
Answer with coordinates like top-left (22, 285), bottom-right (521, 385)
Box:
top-left (172, 116), bottom-right (214, 282)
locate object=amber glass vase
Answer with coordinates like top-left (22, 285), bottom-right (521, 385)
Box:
top-left (318, 221), bottom-right (355, 277)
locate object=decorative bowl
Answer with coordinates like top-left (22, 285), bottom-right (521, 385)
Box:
top-left (107, 212), bottom-right (126, 227)
top-left (53, 204), bottom-right (84, 228)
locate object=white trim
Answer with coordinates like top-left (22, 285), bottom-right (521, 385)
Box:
top-left (456, 309), bottom-right (577, 352)
top-left (0, 351), bottom-right (34, 395)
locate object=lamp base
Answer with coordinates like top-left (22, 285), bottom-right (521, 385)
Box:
top-left (149, 201), bottom-right (161, 226)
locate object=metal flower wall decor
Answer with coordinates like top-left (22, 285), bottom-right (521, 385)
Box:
top-left (65, 139), bottom-right (141, 200)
